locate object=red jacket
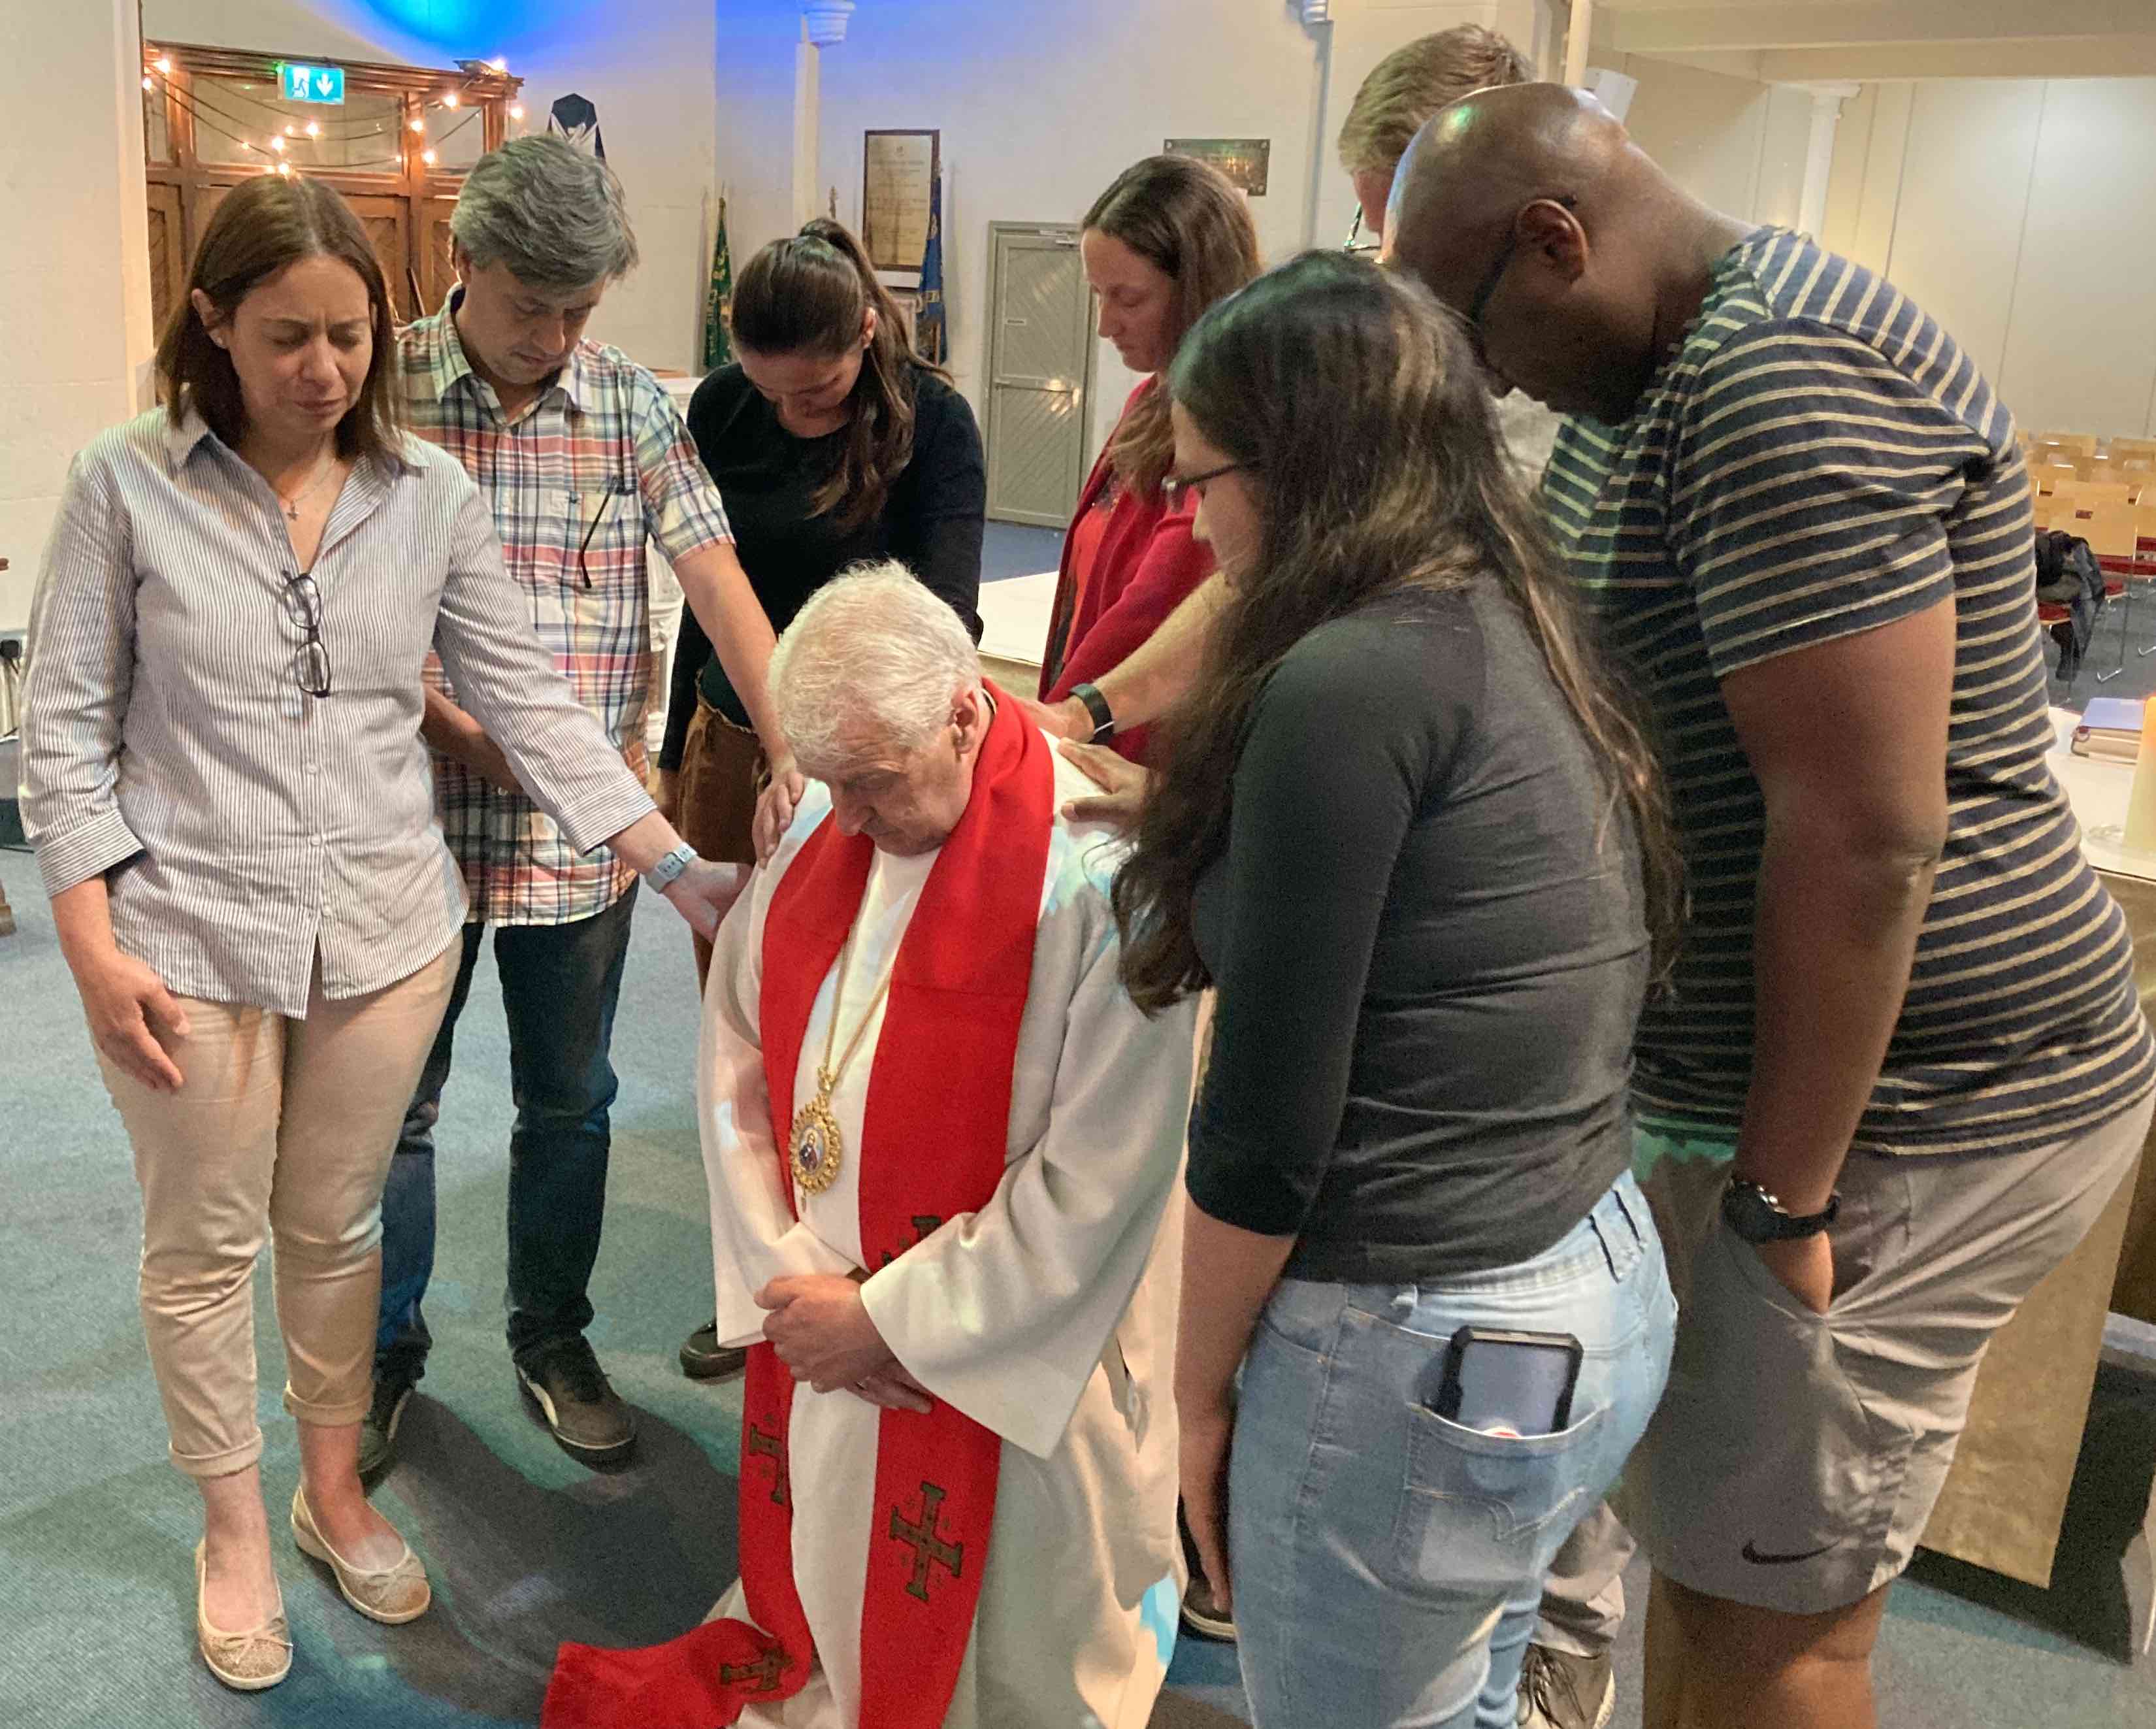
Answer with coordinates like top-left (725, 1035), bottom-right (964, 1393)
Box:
top-left (1038, 382), bottom-right (1214, 763)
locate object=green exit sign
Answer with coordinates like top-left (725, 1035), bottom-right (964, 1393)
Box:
top-left (280, 62), bottom-right (346, 104)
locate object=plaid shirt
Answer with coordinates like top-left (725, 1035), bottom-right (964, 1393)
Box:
top-left (400, 297), bottom-right (732, 925)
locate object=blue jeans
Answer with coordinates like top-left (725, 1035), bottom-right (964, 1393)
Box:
top-left (376, 887), bottom-right (638, 1380)
top-left (1230, 1170), bottom-right (1676, 1729)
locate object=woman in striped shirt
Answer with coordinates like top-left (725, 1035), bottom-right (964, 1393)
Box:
top-left (21, 175), bottom-right (735, 1692)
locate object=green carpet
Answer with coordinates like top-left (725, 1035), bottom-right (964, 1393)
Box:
top-left (3, 844), bottom-right (2154, 1726)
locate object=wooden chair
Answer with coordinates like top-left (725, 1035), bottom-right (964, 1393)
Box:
top-left (2042, 432), bottom-right (2100, 457)
top-left (2034, 463), bottom-right (2079, 497)
top-left (2088, 504), bottom-right (2142, 682)
top-left (2055, 480), bottom-right (2136, 516)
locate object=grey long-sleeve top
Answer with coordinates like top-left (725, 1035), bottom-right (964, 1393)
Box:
top-left (20, 407), bottom-right (655, 1017)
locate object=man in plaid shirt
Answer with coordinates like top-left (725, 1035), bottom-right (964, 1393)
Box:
top-left (367, 137), bottom-right (797, 1474)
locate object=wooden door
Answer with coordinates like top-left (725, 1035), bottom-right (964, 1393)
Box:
top-left (346, 194), bottom-right (416, 321)
top-left (419, 196), bottom-right (460, 319)
top-left (146, 182), bottom-right (186, 337)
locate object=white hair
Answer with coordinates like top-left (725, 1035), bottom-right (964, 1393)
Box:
top-left (770, 562), bottom-right (981, 768)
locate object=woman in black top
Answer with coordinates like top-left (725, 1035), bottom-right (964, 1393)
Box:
top-left (1113, 254), bottom-right (1681, 1727)
top-left (661, 218), bottom-right (985, 954)
top-left (667, 220), bottom-right (983, 1382)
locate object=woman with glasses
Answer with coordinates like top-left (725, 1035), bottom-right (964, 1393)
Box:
top-left (20, 174), bottom-right (734, 1693)
top-left (1036, 154), bottom-right (1260, 766)
top-left (1113, 252), bottom-right (1679, 1728)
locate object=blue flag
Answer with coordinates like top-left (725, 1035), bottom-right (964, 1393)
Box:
top-left (916, 172), bottom-right (947, 365)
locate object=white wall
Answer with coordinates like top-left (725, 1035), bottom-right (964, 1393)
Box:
top-left (0, 0), bottom-right (154, 629)
top-left (777, 0), bottom-right (1562, 456)
top-left (1821, 77), bottom-right (2156, 439)
top-left (141, 0), bottom-right (720, 373)
top-left (1616, 54), bottom-right (1812, 229)
top-left (810, 0), bottom-right (1324, 453)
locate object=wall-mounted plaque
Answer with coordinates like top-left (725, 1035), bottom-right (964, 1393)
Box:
top-left (862, 128), bottom-right (940, 272)
top-left (1164, 137), bottom-right (1270, 197)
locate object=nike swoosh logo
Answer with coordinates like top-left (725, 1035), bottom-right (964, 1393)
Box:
top-left (1742, 1540), bottom-right (1837, 1566)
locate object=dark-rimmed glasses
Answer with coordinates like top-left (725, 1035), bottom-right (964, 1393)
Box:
top-left (576, 480), bottom-right (632, 589)
top-left (1162, 461), bottom-right (1256, 509)
top-left (281, 570), bottom-right (332, 699)
top-left (1465, 195), bottom-right (1578, 359)
top-left (1344, 206), bottom-right (1380, 257)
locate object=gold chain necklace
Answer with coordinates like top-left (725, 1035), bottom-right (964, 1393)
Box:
top-left (276, 449), bottom-right (341, 521)
top-left (787, 915), bottom-right (896, 1195)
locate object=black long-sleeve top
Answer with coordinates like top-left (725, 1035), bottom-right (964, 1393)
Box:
top-left (1187, 582), bottom-right (1652, 1283)
top-left (661, 361), bottom-right (987, 767)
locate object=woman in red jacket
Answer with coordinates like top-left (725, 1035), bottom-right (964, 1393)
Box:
top-left (1041, 155), bottom-right (1261, 761)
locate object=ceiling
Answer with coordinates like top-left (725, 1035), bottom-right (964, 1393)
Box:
top-left (1589, 1), bottom-right (2156, 81)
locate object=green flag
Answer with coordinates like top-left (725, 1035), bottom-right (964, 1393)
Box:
top-left (702, 194), bottom-right (735, 370)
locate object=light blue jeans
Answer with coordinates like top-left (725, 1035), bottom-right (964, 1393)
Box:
top-left (1229, 1170), bottom-right (1676, 1729)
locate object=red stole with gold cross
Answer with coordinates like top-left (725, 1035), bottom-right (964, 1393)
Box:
top-left (540, 685), bottom-right (1051, 1729)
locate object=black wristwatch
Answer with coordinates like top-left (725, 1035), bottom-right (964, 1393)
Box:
top-left (1070, 681), bottom-right (1116, 744)
top-left (1722, 1177), bottom-right (1839, 1243)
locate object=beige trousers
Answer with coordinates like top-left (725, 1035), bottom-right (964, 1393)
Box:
top-left (97, 946), bottom-right (457, 1477)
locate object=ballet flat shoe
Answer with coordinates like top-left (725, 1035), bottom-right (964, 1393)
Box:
top-left (194, 1541), bottom-right (292, 1691)
top-left (290, 1485), bottom-right (431, 1625)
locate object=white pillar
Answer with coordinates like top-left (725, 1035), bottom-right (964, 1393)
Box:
top-left (803, 3), bottom-right (856, 48)
top-left (792, 16), bottom-right (821, 228)
top-left (1796, 83), bottom-right (1861, 239)
top-left (1563, 0), bottom-right (1594, 87)
top-left (1, 0), bottom-right (152, 627)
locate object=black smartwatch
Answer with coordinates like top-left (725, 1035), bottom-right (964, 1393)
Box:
top-left (1722, 1177), bottom-right (1839, 1243)
top-left (1070, 681), bottom-right (1116, 744)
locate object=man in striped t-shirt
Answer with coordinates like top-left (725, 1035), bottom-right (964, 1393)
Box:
top-left (1391, 85), bottom-right (2153, 1729)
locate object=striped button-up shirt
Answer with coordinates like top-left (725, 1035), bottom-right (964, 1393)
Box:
top-left (400, 299), bottom-right (734, 925)
top-left (19, 407), bottom-right (655, 1018)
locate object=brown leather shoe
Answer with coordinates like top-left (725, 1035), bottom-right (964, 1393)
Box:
top-left (680, 1318), bottom-right (751, 1381)
top-left (517, 1336), bottom-right (638, 1466)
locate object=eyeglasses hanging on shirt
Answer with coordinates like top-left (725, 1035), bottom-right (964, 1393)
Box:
top-left (574, 476), bottom-right (637, 589)
top-left (281, 569), bottom-right (332, 698)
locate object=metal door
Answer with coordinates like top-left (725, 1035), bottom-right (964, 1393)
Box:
top-left (983, 223), bottom-right (1096, 527)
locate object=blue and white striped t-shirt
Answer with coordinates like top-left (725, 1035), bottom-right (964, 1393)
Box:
top-left (1542, 227), bottom-right (2153, 1156)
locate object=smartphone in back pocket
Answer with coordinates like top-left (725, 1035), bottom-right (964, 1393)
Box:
top-left (1433, 1327), bottom-right (1584, 1437)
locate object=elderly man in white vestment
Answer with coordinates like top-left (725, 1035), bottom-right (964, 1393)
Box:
top-left (542, 563), bottom-right (1197, 1729)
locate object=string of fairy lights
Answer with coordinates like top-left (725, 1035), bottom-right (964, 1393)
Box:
top-left (140, 50), bottom-right (527, 178)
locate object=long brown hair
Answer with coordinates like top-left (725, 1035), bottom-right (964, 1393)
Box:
top-left (1083, 155), bottom-right (1261, 499)
top-left (729, 218), bottom-right (949, 531)
top-left (1114, 252), bottom-right (1684, 1012)
top-left (155, 174), bottom-right (402, 461)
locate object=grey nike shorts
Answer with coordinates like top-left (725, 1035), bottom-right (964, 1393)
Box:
top-left (1612, 1095), bottom-right (2149, 1615)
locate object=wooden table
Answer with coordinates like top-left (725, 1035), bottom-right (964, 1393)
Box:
top-left (1919, 710), bottom-right (2156, 1651)
top-left (976, 570), bottom-right (1058, 695)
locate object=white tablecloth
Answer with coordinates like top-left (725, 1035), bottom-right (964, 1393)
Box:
top-left (2049, 706), bottom-right (2156, 883)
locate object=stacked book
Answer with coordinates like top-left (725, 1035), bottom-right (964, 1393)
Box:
top-left (2072, 697), bottom-right (2146, 763)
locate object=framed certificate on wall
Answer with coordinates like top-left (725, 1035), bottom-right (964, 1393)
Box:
top-left (862, 129), bottom-right (940, 272)
top-left (1165, 137), bottom-right (1271, 197)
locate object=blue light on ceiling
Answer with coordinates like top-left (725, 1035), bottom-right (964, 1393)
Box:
top-left (342, 0), bottom-right (594, 58)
